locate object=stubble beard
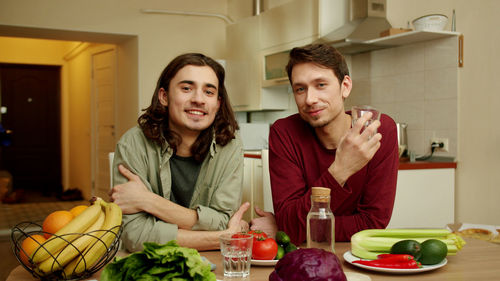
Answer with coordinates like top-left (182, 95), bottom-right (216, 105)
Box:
top-left (305, 114), bottom-right (333, 128)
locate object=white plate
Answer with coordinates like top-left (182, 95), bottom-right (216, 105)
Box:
top-left (343, 251), bottom-right (447, 274)
top-left (251, 258), bottom-right (278, 266)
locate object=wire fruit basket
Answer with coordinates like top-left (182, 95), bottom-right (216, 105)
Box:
top-left (11, 221), bottom-right (122, 281)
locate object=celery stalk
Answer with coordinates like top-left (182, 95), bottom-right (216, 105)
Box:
top-left (350, 229), bottom-right (466, 260)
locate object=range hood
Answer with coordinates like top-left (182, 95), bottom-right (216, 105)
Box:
top-left (315, 0), bottom-right (392, 54)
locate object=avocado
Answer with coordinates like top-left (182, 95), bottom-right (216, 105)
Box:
top-left (390, 239), bottom-right (422, 260)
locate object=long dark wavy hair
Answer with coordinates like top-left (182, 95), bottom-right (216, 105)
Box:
top-left (138, 53), bottom-right (239, 162)
top-left (286, 44), bottom-right (350, 85)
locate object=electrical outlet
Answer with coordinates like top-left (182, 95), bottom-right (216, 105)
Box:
top-left (431, 138), bottom-right (449, 152)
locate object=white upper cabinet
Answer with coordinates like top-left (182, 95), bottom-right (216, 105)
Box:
top-left (226, 0), bottom-right (323, 111)
top-left (225, 15), bottom-right (262, 111)
top-left (260, 0), bottom-right (319, 51)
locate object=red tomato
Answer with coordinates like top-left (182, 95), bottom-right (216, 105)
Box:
top-left (231, 233), bottom-right (252, 250)
top-left (248, 230), bottom-right (268, 241)
top-left (252, 237), bottom-right (278, 260)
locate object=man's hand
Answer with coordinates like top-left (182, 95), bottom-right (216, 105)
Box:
top-left (109, 164), bottom-right (151, 214)
top-left (329, 112), bottom-right (382, 186)
top-left (249, 206), bottom-right (278, 239)
top-left (227, 202), bottom-right (250, 233)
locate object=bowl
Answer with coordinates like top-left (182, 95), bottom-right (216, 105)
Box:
top-left (412, 14), bottom-right (448, 31)
top-left (11, 221), bottom-right (122, 281)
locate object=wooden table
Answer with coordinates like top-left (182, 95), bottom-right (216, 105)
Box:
top-left (7, 238), bottom-right (500, 280)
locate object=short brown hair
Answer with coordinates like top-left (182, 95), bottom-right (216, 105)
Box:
top-left (138, 53), bottom-right (238, 162)
top-left (286, 44), bottom-right (349, 85)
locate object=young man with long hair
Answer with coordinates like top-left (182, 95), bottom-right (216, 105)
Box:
top-left (110, 53), bottom-right (248, 251)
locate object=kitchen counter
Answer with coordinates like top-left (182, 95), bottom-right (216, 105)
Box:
top-left (245, 153), bottom-right (457, 170)
top-left (398, 159), bottom-right (457, 170)
top-left (7, 238), bottom-right (499, 280)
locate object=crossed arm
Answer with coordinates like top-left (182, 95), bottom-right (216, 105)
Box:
top-left (110, 164), bottom-right (249, 251)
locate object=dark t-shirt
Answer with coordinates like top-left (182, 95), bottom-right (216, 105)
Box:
top-left (169, 154), bottom-right (202, 207)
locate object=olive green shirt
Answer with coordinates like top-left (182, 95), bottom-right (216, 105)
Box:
top-left (113, 126), bottom-right (244, 252)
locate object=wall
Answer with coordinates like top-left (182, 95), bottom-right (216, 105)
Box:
top-left (0, 0), bottom-right (228, 112)
top-left (65, 44), bottom-right (93, 199)
top-left (0, 0), bottom-right (228, 198)
top-left (66, 43), bottom-right (118, 199)
top-left (386, 0), bottom-right (500, 235)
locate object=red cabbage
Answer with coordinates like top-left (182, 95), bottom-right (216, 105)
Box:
top-left (269, 248), bottom-right (347, 281)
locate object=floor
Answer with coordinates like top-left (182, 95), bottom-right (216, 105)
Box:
top-left (0, 191), bottom-right (87, 281)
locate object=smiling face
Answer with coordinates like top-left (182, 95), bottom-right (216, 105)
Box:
top-left (291, 62), bottom-right (352, 128)
top-left (159, 65), bottom-right (221, 137)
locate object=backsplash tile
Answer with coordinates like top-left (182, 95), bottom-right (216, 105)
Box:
top-left (393, 43), bottom-right (425, 74)
top-left (371, 76), bottom-right (397, 103)
top-left (425, 38), bottom-right (459, 70)
top-left (393, 72), bottom-right (425, 102)
top-left (394, 100), bottom-right (426, 131)
top-left (424, 98), bottom-right (457, 130)
top-left (424, 67), bottom-right (458, 100)
top-left (349, 37), bottom-right (458, 157)
top-left (246, 37), bottom-right (458, 158)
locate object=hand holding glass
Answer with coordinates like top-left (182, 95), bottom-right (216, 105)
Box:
top-left (219, 233), bottom-right (253, 278)
top-left (351, 105), bottom-right (381, 133)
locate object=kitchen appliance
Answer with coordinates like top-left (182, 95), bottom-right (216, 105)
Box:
top-left (396, 123), bottom-right (408, 158)
top-left (315, 0), bottom-right (392, 54)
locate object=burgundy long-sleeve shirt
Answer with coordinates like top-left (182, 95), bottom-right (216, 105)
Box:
top-left (269, 113), bottom-right (399, 245)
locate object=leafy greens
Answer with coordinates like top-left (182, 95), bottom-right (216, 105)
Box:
top-left (101, 240), bottom-right (216, 281)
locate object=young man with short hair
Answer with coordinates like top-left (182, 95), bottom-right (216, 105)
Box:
top-left (251, 44), bottom-right (399, 245)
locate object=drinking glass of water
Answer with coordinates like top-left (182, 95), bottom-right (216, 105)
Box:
top-left (351, 105), bottom-right (381, 133)
top-left (219, 233), bottom-right (253, 278)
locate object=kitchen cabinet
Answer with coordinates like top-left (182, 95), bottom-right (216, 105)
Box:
top-left (259, 0), bottom-right (319, 50)
top-left (241, 156), bottom-right (264, 222)
top-left (225, 0), bottom-right (321, 111)
top-left (387, 168), bottom-right (455, 228)
top-left (225, 16), bottom-right (289, 111)
top-left (225, 16), bottom-right (261, 111)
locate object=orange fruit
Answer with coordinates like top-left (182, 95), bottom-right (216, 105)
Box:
top-left (42, 210), bottom-right (74, 239)
top-left (69, 205), bottom-right (88, 217)
top-left (20, 234), bottom-right (46, 267)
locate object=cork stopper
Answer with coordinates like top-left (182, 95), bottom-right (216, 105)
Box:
top-left (311, 187), bottom-right (330, 203)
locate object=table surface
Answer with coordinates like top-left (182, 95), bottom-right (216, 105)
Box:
top-left (7, 238), bottom-right (500, 281)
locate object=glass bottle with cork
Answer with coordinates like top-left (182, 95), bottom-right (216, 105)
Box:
top-left (306, 186), bottom-right (335, 252)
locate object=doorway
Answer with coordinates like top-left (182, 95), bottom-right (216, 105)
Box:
top-left (0, 63), bottom-right (62, 195)
top-left (91, 48), bottom-right (116, 199)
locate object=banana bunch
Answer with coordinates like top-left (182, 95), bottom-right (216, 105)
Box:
top-left (30, 198), bottom-right (122, 278)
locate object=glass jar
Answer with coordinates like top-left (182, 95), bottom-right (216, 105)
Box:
top-left (306, 187), bottom-right (335, 252)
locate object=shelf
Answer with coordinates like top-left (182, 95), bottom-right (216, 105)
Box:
top-left (331, 30), bottom-right (461, 55)
top-left (262, 77), bottom-right (289, 88)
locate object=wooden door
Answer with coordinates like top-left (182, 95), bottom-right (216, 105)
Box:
top-left (0, 64), bottom-right (61, 194)
top-left (91, 49), bottom-right (116, 199)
